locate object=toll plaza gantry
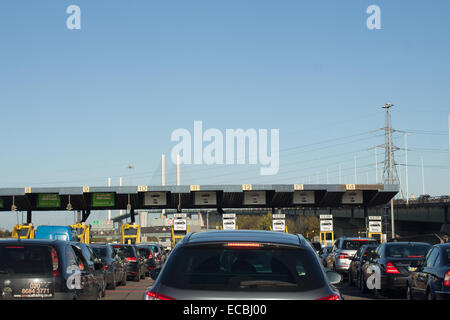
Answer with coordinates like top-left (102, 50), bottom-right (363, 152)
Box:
top-left (0, 184), bottom-right (398, 243)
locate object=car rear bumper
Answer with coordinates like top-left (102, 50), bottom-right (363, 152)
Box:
top-left (380, 274), bottom-right (409, 290)
top-left (434, 290), bottom-right (450, 301)
top-left (126, 264), bottom-right (139, 276)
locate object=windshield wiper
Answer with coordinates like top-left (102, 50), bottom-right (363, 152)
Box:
top-left (239, 280), bottom-right (296, 288)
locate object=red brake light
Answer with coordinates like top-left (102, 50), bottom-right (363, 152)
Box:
top-left (5, 246), bottom-right (25, 249)
top-left (226, 242), bottom-right (261, 249)
top-left (148, 253), bottom-right (153, 259)
top-left (444, 271), bottom-right (450, 287)
top-left (51, 247), bottom-right (60, 277)
top-left (316, 294), bottom-right (340, 300)
top-left (385, 262), bottom-right (400, 274)
top-left (126, 257), bottom-right (137, 262)
top-left (104, 265), bottom-right (109, 271)
top-left (157, 256), bottom-right (161, 261)
top-left (337, 253), bottom-right (350, 259)
top-left (145, 291), bottom-right (175, 300)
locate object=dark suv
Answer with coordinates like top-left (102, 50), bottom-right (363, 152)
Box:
top-left (0, 239), bottom-right (102, 300)
top-left (91, 243), bottom-right (127, 289)
top-left (112, 244), bottom-right (146, 281)
top-left (145, 230), bottom-right (343, 300)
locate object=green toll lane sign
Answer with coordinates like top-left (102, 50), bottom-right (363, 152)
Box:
top-left (38, 194), bottom-right (61, 208)
top-left (92, 193), bottom-right (115, 207)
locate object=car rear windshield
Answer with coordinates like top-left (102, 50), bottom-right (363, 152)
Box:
top-left (138, 248), bottom-right (151, 256)
top-left (92, 247), bottom-right (108, 258)
top-left (342, 240), bottom-right (378, 250)
top-left (0, 245), bottom-right (53, 276)
top-left (160, 244), bottom-right (326, 292)
top-left (386, 244), bottom-right (431, 258)
top-left (112, 245), bottom-right (135, 258)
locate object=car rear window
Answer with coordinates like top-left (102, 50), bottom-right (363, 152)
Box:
top-left (138, 248), bottom-right (151, 256)
top-left (112, 245), bottom-right (135, 258)
top-left (386, 244), bottom-right (431, 258)
top-left (160, 244), bottom-right (326, 292)
top-left (92, 247), bottom-right (107, 258)
top-left (342, 240), bottom-right (378, 250)
top-left (0, 245), bottom-right (53, 276)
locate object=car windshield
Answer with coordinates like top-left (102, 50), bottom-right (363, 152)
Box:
top-left (92, 247), bottom-right (108, 258)
top-left (0, 244), bottom-right (53, 276)
top-left (160, 244), bottom-right (326, 292)
top-left (386, 244), bottom-right (431, 258)
top-left (343, 240), bottom-right (377, 250)
top-left (112, 245), bottom-right (135, 258)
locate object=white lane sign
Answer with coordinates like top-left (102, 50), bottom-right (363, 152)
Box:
top-left (320, 220), bottom-right (333, 232)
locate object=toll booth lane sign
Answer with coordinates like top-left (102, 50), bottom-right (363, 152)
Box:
top-left (92, 193), bottom-right (115, 207)
top-left (37, 194), bottom-right (61, 208)
top-left (194, 192), bottom-right (217, 206)
top-left (319, 215), bottom-right (333, 232)
top-left (144, 192), bottom-right (167, 206)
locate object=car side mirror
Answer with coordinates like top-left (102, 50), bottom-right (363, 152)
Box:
top-left (151, 267), bottom-right (162, 280)
top-left (326, 270), bottom-right (342, 285)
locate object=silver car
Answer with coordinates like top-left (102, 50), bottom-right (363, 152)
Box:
top-left (327, 237), bottom-right (378, 275)
top-left (144, 230), bottom-right (343, 300)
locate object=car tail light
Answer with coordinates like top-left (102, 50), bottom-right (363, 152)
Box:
top-left (444, 271), bottom-right (450, 287)
top-left (315, 294), bottom-right (340, 300)
top-left (104, 265), bottom-right (109, 271)
top-left (337, 253), bottom-right (350, 259)
top-left (385, 262), bottom-right (401, 274)
top-left (225, 242), bottom-right (261, 249)
top-left (144, 291), bottom-right (175, 300)
top-left (51, 247), bottom-right (60, 277)
top-left (126, 257), bottom-right (137, 262)
top-left (148, 253), bottom-right (153, 259)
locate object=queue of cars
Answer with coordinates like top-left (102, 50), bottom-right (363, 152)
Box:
top-left (0, 237), bottom-right (168, 300)
top-left (320, 237), bottom-right (450, 300)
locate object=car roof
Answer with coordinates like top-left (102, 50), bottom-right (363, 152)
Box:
top-left (0, 239), bottom-right (65, 245)
top-left (384, 241), bottom-right (431, 246)
top-left (181, 230), bottom-right (305, 246)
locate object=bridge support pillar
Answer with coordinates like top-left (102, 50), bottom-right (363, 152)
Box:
top-left (81, 210), bottom-right (90, 222)
top-left (27, 210), bottom-right (32, 224)
top-left (130, 208), bottom-right (135, 224)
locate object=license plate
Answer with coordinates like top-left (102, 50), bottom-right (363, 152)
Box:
top-left (408, 266), bottom-right (417, 272)
top-left (14, 281), bottom-right (53, 298)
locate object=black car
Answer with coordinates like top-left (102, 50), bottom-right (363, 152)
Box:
top-left (136, 245), bottom-right (157, 276)
top-left (73, 242), bottom-right (107, 298)
top-left (91, 243), bottom-right (127, 289)
top-left (361, 241), bottom-right (432, 298)
top-left (0, 239), bottom-right (102, 300)
top-left (145, 230), bottom-right (343, 300)
top-left (141, 242), bottom-right (167, 267)
top-left (347, 244), bottom-right (378, 288)
top-left (407, 243), bottom-right (450, 300)
top-left (112, 244), bottom-right (146, 281)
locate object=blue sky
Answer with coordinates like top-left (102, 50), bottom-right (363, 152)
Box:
top-left (0, 1), bottom-right (449, 229)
